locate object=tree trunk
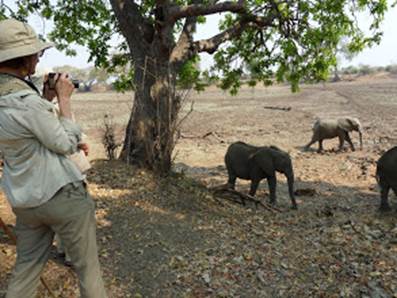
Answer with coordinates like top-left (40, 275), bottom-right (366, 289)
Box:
top-left (120, 54), bottom-right (181, 174)
top-left (110, 1), bottom-right (188, 174)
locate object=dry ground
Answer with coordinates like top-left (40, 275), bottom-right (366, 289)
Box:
top-left (1, 74), bottom-right (397, 297)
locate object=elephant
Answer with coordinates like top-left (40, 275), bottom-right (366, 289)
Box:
top-left (376, 146), bottom-right (397, 211)
top-left (224, 141), bottom-right (297, 209)
top-left (304, 117), bottom-right (363, 152)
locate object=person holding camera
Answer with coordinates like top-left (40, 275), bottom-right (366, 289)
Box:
top-left (0, 19), bottom-right (107, 298)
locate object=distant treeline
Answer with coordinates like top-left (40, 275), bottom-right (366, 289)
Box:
top-left (340, 64), bottom-right (397, 76)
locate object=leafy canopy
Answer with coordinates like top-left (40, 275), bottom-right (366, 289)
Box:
top-left (0, 0), bottom-right (390, 93)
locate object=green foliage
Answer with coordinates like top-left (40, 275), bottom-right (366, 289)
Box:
top-left (5, 1), bottom-right (115, 68)
top-left (212, 0), bottom-right (388, 92)
top-left (177, 55), bottom-right (207, 91)
top-left (0, 0), bottom-right (390, 94)
top-left (112, 70), bottom-right (135, 92)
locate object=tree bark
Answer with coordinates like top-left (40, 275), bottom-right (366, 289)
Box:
top-left (111, 1), bottom-right (189, 174)
top-left (119, 56), bottom-right (179, 173)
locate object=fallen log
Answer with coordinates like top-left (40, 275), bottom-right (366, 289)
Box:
top-left (180, 131), bottom-right (224, 143)
top-left (263, 106), bottom-right (292, 111)
top-left (209, 185), bottom-right (282, 212)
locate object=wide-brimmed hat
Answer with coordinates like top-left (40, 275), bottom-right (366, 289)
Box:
top-left (0, 19), bottom-right (53, 63)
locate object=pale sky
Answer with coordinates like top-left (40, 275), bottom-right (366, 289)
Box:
top-left (9, 3), bottom-right (397, 73)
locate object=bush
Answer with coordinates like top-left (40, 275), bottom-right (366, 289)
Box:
top-left (101, 113), bottom-right (121, 160)
top-left (341, 65), bottom-right (358, 75)
top-left (357, 65), bottom-right (374, 76)
top-left (375, 66), bottom-right (385, 72)
top-left (385, 64), bottom-right (397, 74)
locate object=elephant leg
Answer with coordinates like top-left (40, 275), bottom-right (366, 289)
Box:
top-left (249, 179), bottom-right (260, 197)
top-left (226, 172), bottom-right (236, 190)
top-left (345, 132), bottom-right (355, 151)
top-left (317, 140), bottom-right (324, 153)
top-left (287, 175), bottom-right (298, 210)
top-left (267, 176), bottom-right (277, 205)
top-left (337, 133), bottom-right (345, 151)
top-left (304, 137), bottom-right (317, 150)
top-left (379, 183), bottom-right (391, 212)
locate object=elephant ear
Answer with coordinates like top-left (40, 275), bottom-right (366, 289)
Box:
top-left (337, 118), bottom-right (356, 132)
top-left (251, 149), bottom-right (275, 177)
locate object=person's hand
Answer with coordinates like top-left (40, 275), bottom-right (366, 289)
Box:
top-left (42, 73), bottom-right (57, 101)
top-left (55, 73), bottom-right (74, 119)
top-left (78, 143), bottom-right (89, 156)
top-left (55, 73), bottom-right (74, 102)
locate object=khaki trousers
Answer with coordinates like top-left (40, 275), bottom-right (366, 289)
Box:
top-left (6, 181), bottom-right (107, 298)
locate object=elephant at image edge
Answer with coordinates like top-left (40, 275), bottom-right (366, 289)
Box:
top-left (304, 117), bottom-right (363, 152)
top-left (225, 141), bottom-right (298, 209)
top-left (376, 146), bottom-right (397, 211)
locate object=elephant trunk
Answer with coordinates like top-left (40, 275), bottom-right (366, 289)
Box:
top-left (358, 129), bottom-right (363, 150)
top-left (286, 171), bottom-right (298, 209)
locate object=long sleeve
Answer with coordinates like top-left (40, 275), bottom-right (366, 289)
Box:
top-left (15, 95), bottom-right (82, 155)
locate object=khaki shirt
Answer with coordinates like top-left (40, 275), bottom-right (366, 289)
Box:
top-left (0, 74), bottom-right (84, 208)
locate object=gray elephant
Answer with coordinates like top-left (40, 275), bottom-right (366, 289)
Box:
top-left (304, 117), bottom-right (363, 152)
top-left (224, 142), bottom-right (297, 209)
top-left (376, 146), bottom-right (397, 211)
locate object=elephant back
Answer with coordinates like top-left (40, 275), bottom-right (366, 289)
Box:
top-left (225, 142), bottom-right (261, 168)
top-left (225, 142), bottom-right (260, 157)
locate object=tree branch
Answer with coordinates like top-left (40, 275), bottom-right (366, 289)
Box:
top-left (194, 23), bottom-right (245, 54)
top-left (170, 6), bottom-right (199, 66)
top-left (110, 0), bottom-right (154, 48)
top-left (194, 14), bottom-right (275, 54)
top-left (168, 1), bottom-right (245, 23)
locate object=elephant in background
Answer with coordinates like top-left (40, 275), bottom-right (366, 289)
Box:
top-left (304, 117), bottom-right (363, 152)
top-left (376, 146), bottom-right (397, 211)
top-left (225, 141), bottom-right (297, 209)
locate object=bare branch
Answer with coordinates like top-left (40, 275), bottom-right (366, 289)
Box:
top-left (194, 15), bottom-right (275, 54)
top-left (168, 1), bottom-right (245, 23)
top-left (194, 23), bottom-right (246, 54)
top-left (0, 2), bottom-right (16, 16)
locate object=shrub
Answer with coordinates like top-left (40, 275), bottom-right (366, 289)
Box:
top-left (341, 65), bottom-right (358, 75)
top-left (357, 65), bottom-right (374, 76)
top-left (101, 113), bottom-right (121, 160)
top-left (385, 64), bottom-right (397, 74)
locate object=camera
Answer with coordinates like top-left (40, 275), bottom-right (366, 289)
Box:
top-left (47, 72), bottom-right (80, 89)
